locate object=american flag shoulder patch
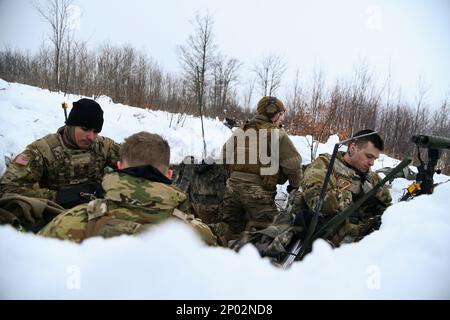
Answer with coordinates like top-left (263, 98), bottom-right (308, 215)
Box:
top-left (14, 154), bottom-right (30, 166)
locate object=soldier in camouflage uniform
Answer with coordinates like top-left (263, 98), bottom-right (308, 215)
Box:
top-left (252, 130), bottom-right (392, 259)
top-left (0, 99), bottom-right (120, 209)
top-left (300, 129), bottom-right (392, 247)
top-left (217, 96), bottom-right (302, 246)
top-left (39, 132), bottom-right (217, 246)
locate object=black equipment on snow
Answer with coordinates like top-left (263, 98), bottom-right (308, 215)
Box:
top-left (400, 134), bottom-right (450, 201)
top-left (223, 117), bottom-right (240, 130)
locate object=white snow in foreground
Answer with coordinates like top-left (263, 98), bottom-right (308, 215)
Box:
top-left (0, 79), bottom-right (449, 299)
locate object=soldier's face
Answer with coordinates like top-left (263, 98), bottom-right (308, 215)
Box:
top-left (74, 126), bottom-right (98, 149)
top-left (348, 141), bottom-right (380, 173)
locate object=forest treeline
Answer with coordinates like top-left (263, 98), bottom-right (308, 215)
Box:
top-left (1, 1), bottom-right (449, 172)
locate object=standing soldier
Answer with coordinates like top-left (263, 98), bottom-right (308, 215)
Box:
top-left (0, 98), bottom-right (120, 211)
top-left (217, 96), bottom-right (302, 246)
top-left (39, 132), bottom-right (217, 246)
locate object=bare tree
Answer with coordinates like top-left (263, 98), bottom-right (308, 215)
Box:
top-left (34, 0), bottom-right (74, 91)
top-left (284, 70), bottom-right (306, 134)
top-left (209, 54), bottom-right (241, 117)
top-left (61, 30), bottom-right (76, 96)
top-left (34, 41), bottom-right (53, 88)
top-left (430, 96), bottom-right (450, 173)
top-left (431, 95), bottom-right (450, 136)
top-left (242, 78), bottom-right (256, 113)
top-left (306, 67), bottom-right (326, 159)
top-left (286, 71), bottom-right (306, 113)
top-left (410, 76), bottom-right (431, 159)
top-left (177, 13), bottom-right (217, 159)
top-left (253, 54), bottom-right (286, 96)
top-left (412, 76), bottom-right (430, 130)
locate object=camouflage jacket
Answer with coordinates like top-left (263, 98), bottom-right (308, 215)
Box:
top-left (39, 167), bottom-right (217, 246)
top-left (0, 127), bottom-right (120, 201)
top-left (223, 114), bottom-right (302, 190)
top-left (301, 152), bottom-right (392, 245)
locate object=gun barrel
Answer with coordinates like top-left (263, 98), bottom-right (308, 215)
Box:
top-left (412, 135), bottom-right (450, 150)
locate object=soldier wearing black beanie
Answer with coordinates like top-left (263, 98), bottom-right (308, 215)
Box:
top-left (0, 98), bottom-right (121, 215)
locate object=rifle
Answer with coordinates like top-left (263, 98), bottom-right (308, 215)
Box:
top-left (400, 134), bottom-right (450, 201)
top-left (281, 131), bottom-right (380, 269)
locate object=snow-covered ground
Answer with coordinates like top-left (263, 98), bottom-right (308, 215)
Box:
top-left (0, 79), bottom-right (449, 299)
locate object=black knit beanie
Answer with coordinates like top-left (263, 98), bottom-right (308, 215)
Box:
top-left (66, 98), bottom-right (104, 132)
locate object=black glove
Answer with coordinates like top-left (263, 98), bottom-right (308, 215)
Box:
top-left (56, 181), bottom-right (104, 209)
top-left (286, 185), bottom-right (297, 194)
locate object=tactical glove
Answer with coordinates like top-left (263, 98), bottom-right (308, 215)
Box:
top-left (286, 184), bottom-right (297, 194)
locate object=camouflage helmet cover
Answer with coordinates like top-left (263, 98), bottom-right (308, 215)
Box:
top-left (256, 96), bottom-right (286, 117)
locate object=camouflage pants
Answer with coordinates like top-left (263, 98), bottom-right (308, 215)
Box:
top-left (218, 178), bottom-right (278, 243)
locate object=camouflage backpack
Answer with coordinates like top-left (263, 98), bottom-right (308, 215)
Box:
top-left (172, 156), bottom-right (227, 224)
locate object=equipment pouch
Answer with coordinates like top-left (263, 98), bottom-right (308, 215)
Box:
top-left (56, 181), bottom-right (105, 209)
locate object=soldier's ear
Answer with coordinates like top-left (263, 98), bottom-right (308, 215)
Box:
top-left (348, 143), bottom-right (356, 157)
top-left (166, 169), bottom-right (173, 180)
top-left (117, 161), bottom-right (126, 170)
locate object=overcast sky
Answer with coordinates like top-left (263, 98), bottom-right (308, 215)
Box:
top-left (1, 0), bottom-right (449, 108)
